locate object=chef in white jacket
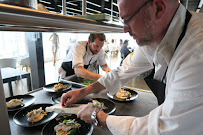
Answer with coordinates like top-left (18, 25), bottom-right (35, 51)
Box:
top-left (61, 0), bottom-right (203, 134)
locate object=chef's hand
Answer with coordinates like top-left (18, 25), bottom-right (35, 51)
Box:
top-left (77, 103), bottom-right (101, 124)
top-left (61, 89), bottom-right (85, 107)
top-left (78, 104), bottom-right (109, 127)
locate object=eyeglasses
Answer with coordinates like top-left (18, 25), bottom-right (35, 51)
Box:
top-left (121, 0), bottom-right (152, 27)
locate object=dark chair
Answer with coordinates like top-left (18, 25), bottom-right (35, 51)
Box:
top-left (120, 53), bottom-right (125, 66)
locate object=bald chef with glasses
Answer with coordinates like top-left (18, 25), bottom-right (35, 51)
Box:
top-left (62, 0), bottom-right (203, 135)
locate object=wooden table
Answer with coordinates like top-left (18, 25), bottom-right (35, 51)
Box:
top-left (1, 67), bottom-right (32, 96)
top-left (8, 81), bottom-right (158, 135)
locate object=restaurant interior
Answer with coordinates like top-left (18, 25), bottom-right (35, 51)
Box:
top-left (0, 0), bottom-right (202, 135)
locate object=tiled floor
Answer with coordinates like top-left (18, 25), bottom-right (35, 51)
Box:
top-left (3, 52), bottom-right (150, 98)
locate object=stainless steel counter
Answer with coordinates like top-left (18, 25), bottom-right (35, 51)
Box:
top-left (8, 82), bottom-right (158, 135)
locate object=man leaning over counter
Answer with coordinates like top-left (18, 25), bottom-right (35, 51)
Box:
top-left (62, 0), bottom-right (203, 135)
top-left (59, 33), bottom-right (111, 81)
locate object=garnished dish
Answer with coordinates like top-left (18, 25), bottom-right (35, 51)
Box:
top-left (6, 98), bottom-right (24, 108)
top-left (27, 107), bottom-right (47, 123)
top-left (115, 89), bottom-right (132, 99)
top-left (107, 88), bottom-right (138, 102)
top-left (42, 114), bottom-right (94, 135)
top-left (76, 98), bottom-right (116, 114)
top-left (80, 79), bottom-right (95, 85)
top-left (44, 82), bottom-right (72, 93)
top-left (92, 100), bottom-right (107, 110)
top-left (54, 83), bottom-right (68, 91)
top-left (6, 95), bottom-right (36, 112)
top-left (54, 119), bottom-right (81, 135)
top-left (13, 104), bottom-right (58, 127)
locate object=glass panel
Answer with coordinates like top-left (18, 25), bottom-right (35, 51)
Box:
top-left (42, 32), bottom-right (138, 85)
top-left (0, 31), bottom-right (139, 98)
top-left (0, 32), bottom-right (31, 98)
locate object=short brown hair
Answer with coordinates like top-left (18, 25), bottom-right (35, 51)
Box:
top-left (88, 33), bottom-right (106, 42)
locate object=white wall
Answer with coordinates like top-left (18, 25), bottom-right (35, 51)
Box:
top-left (0, 32), bottom-right (27, 59)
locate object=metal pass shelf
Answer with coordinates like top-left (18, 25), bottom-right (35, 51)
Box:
top-left (0, 3), bottom-right (123, 33)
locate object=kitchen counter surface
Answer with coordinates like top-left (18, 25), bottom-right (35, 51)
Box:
top-left (8, 81), bottom-right (158, 135)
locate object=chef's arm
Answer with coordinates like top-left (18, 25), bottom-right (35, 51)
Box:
top-left (101, 64), bottom-right (111, 73)
top-left (74, 66), bottom-right (102, 80)
top-left (97, 110), bottom-right (108, 127)
top-left (62, 81), bottom-right (106, 107)
top-left (84, 81), bottom-right (109, 127)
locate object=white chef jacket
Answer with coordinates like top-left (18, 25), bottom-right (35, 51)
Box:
top-left (98, 4), bottom-right (203, 135)
top-left (63, 41), bottom-right (107, 68)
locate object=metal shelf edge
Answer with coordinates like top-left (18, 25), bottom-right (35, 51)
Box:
top-left (0, 3), bottom-right (123, 33)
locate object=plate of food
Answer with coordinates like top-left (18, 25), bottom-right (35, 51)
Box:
top-left (79, 79), bottom-right (95, 86)
top-left (76, 98), bottom-right (116, 114)
top-left (42, 114), bottom-right (93, 135)
top-left (52, 96), bottom-right (116, 114)
top-left (13, 103), bottom-right (58, 127)
top-left (107, 88), bottom-right (138, 102)
top-left (52, 91), bottom-right (67, 104)
top-left (6, 95), bottom-right (35, 112)
top-left (43, 82), bottom-right (72, 92)
top-left (65, 75), bottom-right (95, 86)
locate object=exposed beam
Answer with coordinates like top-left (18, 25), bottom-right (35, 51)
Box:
top-left (86, 1), bottom-right (101, 7)
top-left (82, 0), bottom-right (87, 15)
top-left (86, 7), bottom-right (101, 13)
top-left (39, 0), bottom-right (51, 4)
top-left (38, 0), bottom-right (120, 21)
top-left (112, 2), bottom-right (118, 7)
top-left (62, 0), bottom-right (66, 15)
top-left (186, 0), bottom-right (188, 9)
